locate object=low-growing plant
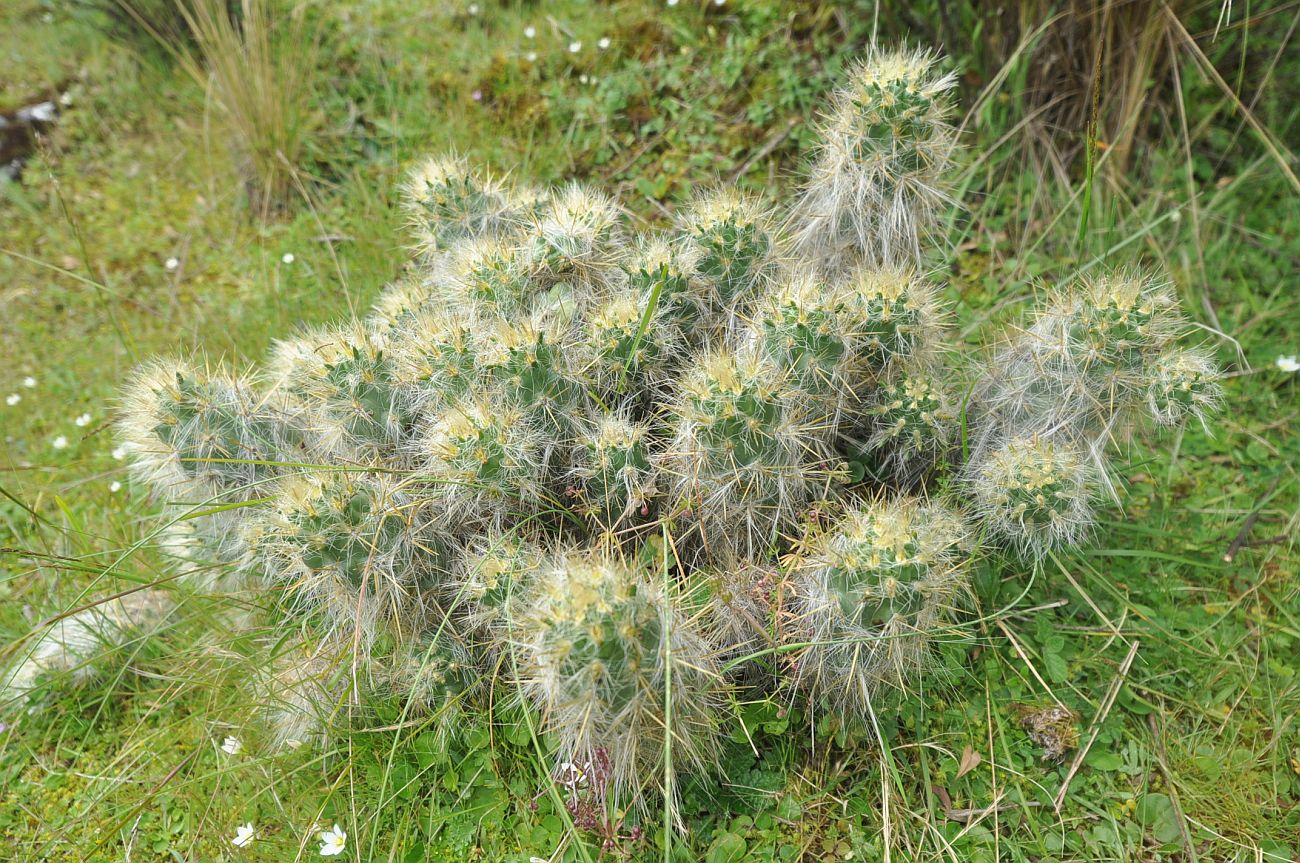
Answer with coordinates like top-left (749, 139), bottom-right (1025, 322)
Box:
top-left (4, 45), bottom-right (1223, 821)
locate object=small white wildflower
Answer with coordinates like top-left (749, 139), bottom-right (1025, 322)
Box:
top-left (52, 436), bottom-right (68, 450)
top-left (111, 446), bottom-right (126, 460)
top-left (282, 252), bottom-right (295, 264)
top-left (5, 394), bottom-right (18, 406)
top-left (109, 481), bottom-right (122, 493)
top-left (221, 735), bottom-right (242, 755)
top-left (467, 3), bottom-right (479, 14)
top-left (578, 74), bottom-right (589, 84)
top-left (22, 377), bottom-right (36, 388)
top-left (318, 823), bottom-right (347, 857)
top-left (525, 51), bottom-right (538, 62)
top-left (59, 90), bottom-right (74, 107)
top-left (714, 0), bottom-right (725, 5)
top-left (555, 761), bottom-right (588, 789)
top-left (231, 823), bottom-right (256, 848)
top-left (667, 0), bottom-right (679, 6)
top-left (524, 25), bottom-right (536, 38)
top-left (165, 257), bottom-right (180, 271)
top-left (75, 412), bottom-right (91, 427)
top-left (568, 40), bottom-right (581, 53)
top-left (1276, 355), bottom-right (1299, 373)
top-left (597, 37), bottom-right (610, 50)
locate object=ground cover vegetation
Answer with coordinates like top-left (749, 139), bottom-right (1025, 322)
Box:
top-left (1, 1), bottom-right (1297, 861)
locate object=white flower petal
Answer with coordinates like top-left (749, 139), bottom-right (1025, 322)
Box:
top-left (221, 735), bottom-right (242, 755)
top-left (282, 253), bottom-right (295, 264)
top-left (52, 436), bottom-right (68, 450)
top-left (22, 377), bottom-right (36, 388)
top-left (5, 394), bottom-right (18, 406)
top-left (524, 25), bottom-right (536, 38)
top-left (232, 823), bottom-right (256, 848)
top-left (1275, 354), bottom-right (1299, 373)
top-left (568, 40), bottom-right (581, 53)
top-left (318, 823), bottom-right (347, 857)
top-left (165, 257), bottom-right (180, 271)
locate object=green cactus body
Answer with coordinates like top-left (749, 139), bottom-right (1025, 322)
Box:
top-left (864, 371), bottom-right (953, 464)
top-left (404, 155), bottom-right (509, 252)
top-left (482, 322), bottom-right (583, 430)
top-left (790, 47), bottom-right (957, 267)
top-left (121, 359), bottom-right (293, 503)
top-left (585, 289), bottom-right (683, 395)
top-left (683, 191), bottom-right (774, 309)
top-left (572, 415), bottom-right (657, 528)
top-left (790, 497), bottom-right (965, 718)
top-left (752, 276), bottom-right (855, 397)
top-left (1146, 348), bottom-right (1222, 428)
top-left (422, 397), bottom-right (546, 522)
top-left (527, 184), bottom-right (623, 292)
top-left (518, 555), bottom-right (723, 809)
top-left (446, 237), bottom-right (535, 316)
top-left (844, 267), bottom-right (935, 371)
top-left (251, 472), bottom-right (441, 647)
top-left (842, 69), bottom-right (947, 186)
top-left (667, 351), bottom-right (828, 557)
top-left (628, 258), bottom-right (695, 327)
top-left (388, 309), bottom-right (480, 410)
top-left (272, 328), bottom-right (412, 462)
top-left (455, 533), bottom-right (544, 637)
top-left (970, 436), bottom-right (1094, 560)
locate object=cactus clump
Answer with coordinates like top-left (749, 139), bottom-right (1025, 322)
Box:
top-left (789, 497), bottom-right (966, 719)
top-left (515, 555), bottom-right (724, 808)
top-left (969, 436), bottom-right (1094, 560)
top-left (15, 43), bottom-right (1221, 823)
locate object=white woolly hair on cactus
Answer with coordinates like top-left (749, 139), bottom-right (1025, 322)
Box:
top-left (266, 323), bottom-right (412, 465)
top-left (859, 364), bottom-right (958, 478)
top-left (663, 346), bottom-right (837, 560)
top-left (449, 530), bottom-right (546, 642)
top-left (968, 435), bottom-right (1096, 561)
top-left (379, 624), bottom-right (480, 740)
top-left (402, 152), bottom-right (513, 256)
top-left (623, 234), bottom-right (709, 332)
top-left (1, 589), bottom-right (174, 702)
top-left (245, 470), bottom-right (443, 656)
top-left (743, 271), bottom-right (865, 419)
top-left (1146, 346), bottom-right (1223, 429)
top-left (251, 635), bottom-right (350, 749)
top-left (366, 274), bottom-right (443, 342)
top-left (581, 283), bottom-right (689, 397)
top-left (417, 394), bottom-right (550, 529)
top-left (118, 356), bottom-right (291, 505)
top-left (513, 552), bottom-right (725, 814)
top-left (527, 182), bottom-right (626, 293)
top-left (386, 307), bottom-right (482, 414)
top-left (787, 495), bottom-right (967, 719)
top-left (839, 264), bottom-right (945, 376)
top-left (442, 233), bottom-right (537, 317)
top-left (977, 270), bottom-right (1184, 438)
top-left (568, 411), bottom-right (659, 532)
top-left (679, 187), bottom-right (781, 315)
top-left (479, 316), bottom-right (590, 437)
top-left (789, 45), bottom-right (958, 269)
top-left (698, 557), bottom-right (777, 663)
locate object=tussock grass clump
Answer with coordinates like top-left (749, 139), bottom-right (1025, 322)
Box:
top-left (6, 43), bottom-right (1223, 819)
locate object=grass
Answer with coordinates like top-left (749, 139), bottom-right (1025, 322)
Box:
top-left (2, 0), bottom-right (1298, 860)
